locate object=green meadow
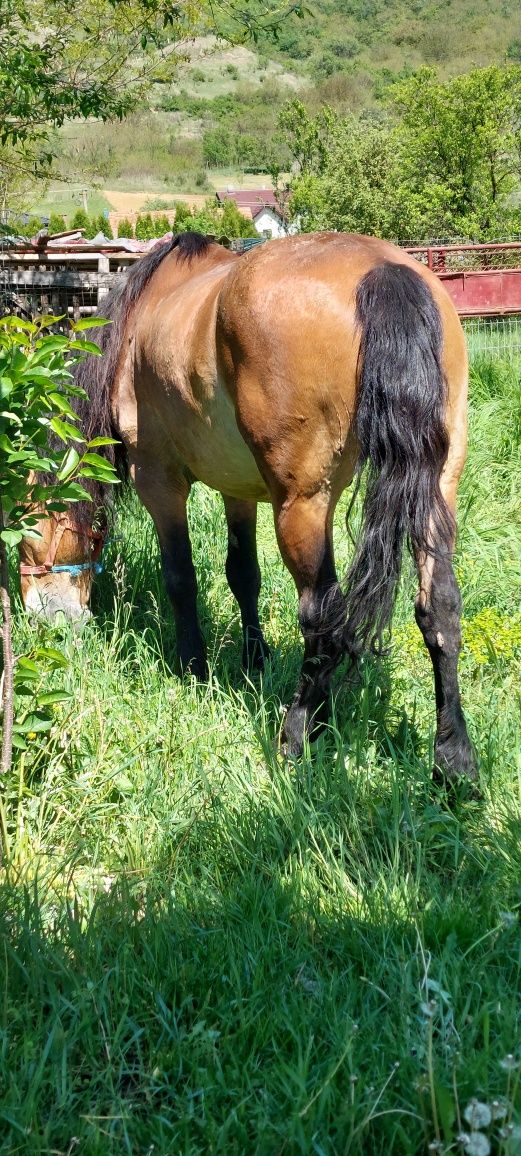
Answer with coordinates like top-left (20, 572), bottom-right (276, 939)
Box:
top-left (1, 357), bottom-right (520, 1154)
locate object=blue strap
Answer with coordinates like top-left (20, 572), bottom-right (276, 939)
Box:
top-left (51, 560), bottom-right (104, 576)
top-left (49, 533), bottom-right (118, 577)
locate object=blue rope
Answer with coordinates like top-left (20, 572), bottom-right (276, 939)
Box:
top-left (49, 534), bottom-right (119, 577)
top-left (51, 560), bottom-right (104, 576)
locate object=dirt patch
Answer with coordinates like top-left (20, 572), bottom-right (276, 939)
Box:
top-left (103, 190), bottom-right (209, 214)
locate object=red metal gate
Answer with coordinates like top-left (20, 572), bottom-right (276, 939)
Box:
top-left (405, 242), bottom-right (521, 317)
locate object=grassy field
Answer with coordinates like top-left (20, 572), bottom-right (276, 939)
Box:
top-left (1, 357), bottom-right (520, 1154)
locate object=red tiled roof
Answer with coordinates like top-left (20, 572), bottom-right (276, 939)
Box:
top-left (216, 189), bottom-right (279, 211)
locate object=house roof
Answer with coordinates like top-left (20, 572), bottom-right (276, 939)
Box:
top-left (216, 189), bottom-right (280, 214)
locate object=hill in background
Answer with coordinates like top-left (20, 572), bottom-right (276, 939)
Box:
top-left (31, 0), bottom-right (521, 217)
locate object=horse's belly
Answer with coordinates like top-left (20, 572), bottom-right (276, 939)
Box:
top-left (182, 417), bottom-right (269, 501)
top-left (151, 372), bottom-right (269, 501)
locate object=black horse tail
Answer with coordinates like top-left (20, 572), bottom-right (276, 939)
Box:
top-left (343, 260), bottom-right (454, 655)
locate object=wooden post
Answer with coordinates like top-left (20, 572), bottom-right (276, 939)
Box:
top-left (97, 255), bottom-right (110, 306)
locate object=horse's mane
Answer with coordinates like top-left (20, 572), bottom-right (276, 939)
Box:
top-left (74, 231), bottom-right (212, 451)
top-left (64, 231), bottom-right (213, 519)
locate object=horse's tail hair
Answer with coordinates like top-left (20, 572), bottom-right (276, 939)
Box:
top-left (343, 260), bottom-right (454, 655)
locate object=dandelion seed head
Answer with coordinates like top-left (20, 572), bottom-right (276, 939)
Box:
top-left (462, 1133), bottom-right (491, 1156)
top-left (464, 1100), bottom-right (492, 1129)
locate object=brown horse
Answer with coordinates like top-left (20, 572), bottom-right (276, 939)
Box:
top-left (19, 231), bottom-right (476, 781)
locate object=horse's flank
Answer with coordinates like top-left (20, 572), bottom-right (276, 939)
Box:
top-left (121, 243), bottom-right (270, 503)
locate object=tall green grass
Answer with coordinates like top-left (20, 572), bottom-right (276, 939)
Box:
top-left (0, 359), bottom-right (520, 1154)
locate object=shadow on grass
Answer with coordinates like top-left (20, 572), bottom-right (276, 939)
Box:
top-left (1, 773), bottom-right (519, 1156)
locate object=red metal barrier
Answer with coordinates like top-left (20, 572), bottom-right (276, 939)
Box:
top-left (405, 243), bottom-right (521, 317)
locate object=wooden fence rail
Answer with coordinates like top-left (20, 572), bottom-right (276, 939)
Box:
top-left (0, 250), bottom-right (140, 320)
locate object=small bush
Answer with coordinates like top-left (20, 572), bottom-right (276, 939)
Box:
top-left (117, 218), bottom-right (134, 239)
top-left (154, 214), bottom-right (172, 237)
top-left (135, 213), bottom-right (155, 241)
top-left (174, 202), bottom-right (194, 229)
top-left (70, 208), bottom-right (90, 233)
top-left (221, 200), bottom-right (257, 239)
top-left (95, 214), bottom-right (113, 239)
top-left (143, 197), bottom-right (178, 211)
top-left (48, 213), bottom-right (67, 234)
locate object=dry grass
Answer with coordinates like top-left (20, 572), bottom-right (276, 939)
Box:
top-left (103, 189), bottom-right (210, 213)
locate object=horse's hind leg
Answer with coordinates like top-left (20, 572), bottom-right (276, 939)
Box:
top-left (414, 484), bottom-right (477, 784)
top-left (222, 496), bottom-right (271, 671)
top-left (275, 493), bottom-right (347, 755)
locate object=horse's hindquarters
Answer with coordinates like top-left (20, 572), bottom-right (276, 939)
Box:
top-left (127, 269), bottom-right (269, 503)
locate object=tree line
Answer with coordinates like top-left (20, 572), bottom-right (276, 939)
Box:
top-left (279, 65), bottom-right (521, 242)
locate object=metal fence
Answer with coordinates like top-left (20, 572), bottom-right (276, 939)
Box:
top-left (2, 242), bottom-right (521, 362)
top-left (463, 315), bottom-right (521, 362)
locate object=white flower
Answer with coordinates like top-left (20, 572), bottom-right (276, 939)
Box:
top-left (462, 1133), bottom-right (491, 1156)
top-left (491, 1100), bottom-right (507, 1120)
top-left (462, 1132), bottom-right (492, 1151)
top-left (464, 1100), bottom-right (492, 1129)
top-left (500, 1054), bottom-right (520, 1071)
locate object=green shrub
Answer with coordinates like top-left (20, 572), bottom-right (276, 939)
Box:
top-left (70, 208), bottom-right (90, 234)
top-left (154, 214), bottom-right (172, 236)
top-left (220, 200), bottom-right (257, 239)
top-left (202, 126), bottom-right (236, 168)
top-left (173, 202), bottom-right (194, 229)
top-left (134, 214), bottom-right (147, 240)
top-left (95, 214), bottom-right (113, 239)
top-left (117, 218), bottom-right (134, 239)
top-left (48, 213), bottom-right (67, 234)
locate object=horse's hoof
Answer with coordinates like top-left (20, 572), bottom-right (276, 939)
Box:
top-left (242, 633), bottom-right (272, 674)
top-left (432, 739), bottom-right (481, 799)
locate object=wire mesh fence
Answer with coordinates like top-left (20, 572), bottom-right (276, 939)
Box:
top-left (0, 249), bottom-right (137, 327)
top-left (463, 315), bottom-right (521, 362)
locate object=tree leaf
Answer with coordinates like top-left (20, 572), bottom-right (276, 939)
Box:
top-left (49, 417), bottom-right (83, 443)
top-left (56, 446), bottom-right (80, 480)
top-left (0, 528), bottom-right (23, 546)
top-left (72, 317), bottom-right (111, 331)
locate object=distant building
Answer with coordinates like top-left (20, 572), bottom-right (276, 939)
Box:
top-left (215, 189), bottom-right (291, 239)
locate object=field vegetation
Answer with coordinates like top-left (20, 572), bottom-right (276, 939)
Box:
top-left (1, 353), bottom-right (520, 1153)
top-left (20, 0), bottom-right (521, 223)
